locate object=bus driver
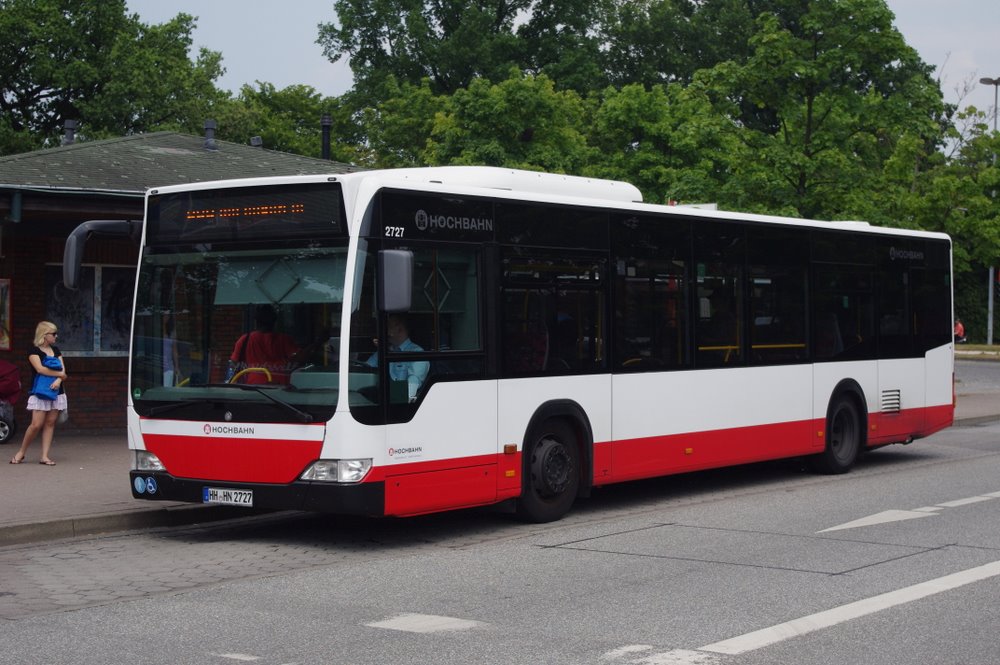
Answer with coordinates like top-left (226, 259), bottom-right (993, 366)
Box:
top-left (367, 314), bottom-right (430, 402)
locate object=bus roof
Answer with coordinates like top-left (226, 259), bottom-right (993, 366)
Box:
top-left (147, 167), bottom-right (949, 242)
top-left (362, 166), bottom-right (644, 204)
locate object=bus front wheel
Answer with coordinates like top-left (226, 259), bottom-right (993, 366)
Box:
top-left (811, 395), bottom-right (862, 474)
top-left (517, 420), bottom-right (580, 523)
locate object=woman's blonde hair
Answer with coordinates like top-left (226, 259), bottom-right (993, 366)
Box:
top-left (33, 320), bottom-right (57, 347)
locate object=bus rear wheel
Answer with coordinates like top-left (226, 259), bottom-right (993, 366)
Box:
top-left (811, 395), bottom-right (862, 474)
top-left (517, 420), bottom-right (580, 523)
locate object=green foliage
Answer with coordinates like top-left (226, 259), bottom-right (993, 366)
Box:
top-left (215, 83), bottom-right (333, 158)
top-left (424, 72), bottom-right (592, 172)
top-left (318, 0), bottom-right (527, 101)
top-left (353, 77), bottom-right (447, 168)
top-left (586, 83), bottom-right (737, 205)
top-left (701, 0), bottom-right (944, 219)
top-left (0, 0), bottom-right (225, 154)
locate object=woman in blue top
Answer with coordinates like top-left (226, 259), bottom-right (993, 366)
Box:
top-left (9, 321), bottom-right (67, 465)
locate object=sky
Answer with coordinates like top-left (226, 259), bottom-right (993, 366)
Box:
top-left (125, 0), bottom-right (1000, 119)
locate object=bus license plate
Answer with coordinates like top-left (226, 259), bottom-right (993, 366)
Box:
top-left (203, 487), bottom-right (253, 507)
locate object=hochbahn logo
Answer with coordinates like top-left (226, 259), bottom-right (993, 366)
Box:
top-left (203, 424), bottom-right (255, 436)
top-left (388, 446), bottom-right (422, 456)
top-left (889, 247), bottom-right (924, 261)
top-left (414, 209), bottom-right (493, 232)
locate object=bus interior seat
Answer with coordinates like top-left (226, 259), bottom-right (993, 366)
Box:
top-left (505, 325), bottom-right (549, 374)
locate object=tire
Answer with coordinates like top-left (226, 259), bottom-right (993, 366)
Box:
top-left (811, 395), bottom-right (862, 474)
top-left (516, 420), bottom-right (581, 523)
top-left (0, 417), bottom-right (17, 445)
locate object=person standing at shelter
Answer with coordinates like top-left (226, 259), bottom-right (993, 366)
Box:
top-left (9, 321), bottom-right (67, 465)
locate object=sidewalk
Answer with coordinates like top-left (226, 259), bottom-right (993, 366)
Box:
top-left (2, 387), bottom-right (999, 547)
top-left (1, 432), bottom-right (249, 546)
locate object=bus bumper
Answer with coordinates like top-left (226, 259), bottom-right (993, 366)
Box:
top-left (129, 471), bottom-right (385, 515)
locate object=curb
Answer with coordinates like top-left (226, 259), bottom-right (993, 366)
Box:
top-left (954, 414), bottom-right (1000, 428)
top-left (956, 352), bottom-right (1000, 361)
top-left (0, 504), bottom-right (261, 547)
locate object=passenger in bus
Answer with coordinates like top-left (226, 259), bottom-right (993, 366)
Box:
top-left (367, 314), bottom-right (430, 401)
top-left (162, 313), bottom-right (180, 386)
top-left (229, 304), bottom-right (300, 384)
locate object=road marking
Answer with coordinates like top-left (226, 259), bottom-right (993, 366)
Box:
top-left (699, 560), bottom-right (1000, 655)
top-left (366, 612), bottom-right (485, 633)
top-left (936, 496), bottom-right (994, 508)
top-left (602, 646), bottom-right (722, 664)
top-left (213, 655), bottom-right (261, 662)
top-left (818, 509), bottom-right (934, 532)
top-left (819, 490), bottom-right (1000, 533)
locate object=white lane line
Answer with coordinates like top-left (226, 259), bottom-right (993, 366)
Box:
top-left (817, 509), bottom-right (935, 532)
top-left (700, 560), bottom-right (1000, 655)
top-left (366, 612), bottom-right (485, 633)
top-left (213, 655), bottom-right (261, 662)
top-left (601, 646), bottom-right (723, 664)
top-left (819, 490), bottom-right (1000, 533)
top-left (602, 645), bottom-right (655, 659)
top-left (936, 496), bottom-right (994, 508)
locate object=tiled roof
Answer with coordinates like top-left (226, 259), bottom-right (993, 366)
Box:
top-left (0, 132), bottom-right (360, 193)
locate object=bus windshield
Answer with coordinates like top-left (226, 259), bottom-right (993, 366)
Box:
top-left (130, 242), bottom-right (349, 422)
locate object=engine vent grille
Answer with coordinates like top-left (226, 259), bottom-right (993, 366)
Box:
top-left (881, 389), bottom-right (901, 413)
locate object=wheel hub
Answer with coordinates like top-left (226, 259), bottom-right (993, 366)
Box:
top-left (531, 437), bottom-right (573, 497)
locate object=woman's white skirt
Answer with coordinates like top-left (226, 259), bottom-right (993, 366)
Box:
top-left (27, 394), bottom-right (67, 411)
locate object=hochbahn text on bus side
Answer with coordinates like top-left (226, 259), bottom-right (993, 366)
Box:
top-left (64, 167), bottom-right (954, 522)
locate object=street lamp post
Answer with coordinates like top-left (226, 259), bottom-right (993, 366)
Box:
top-left (980, 77), bottom-right (999, 345)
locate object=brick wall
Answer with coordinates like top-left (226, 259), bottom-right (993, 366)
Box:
top-left (1, 236), bottom-right (135, 432)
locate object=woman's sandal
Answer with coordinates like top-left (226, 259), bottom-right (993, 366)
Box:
top-left (39, 460), bottom-right (56, 466)
top-left (9, 456), bottom-right (25, 464)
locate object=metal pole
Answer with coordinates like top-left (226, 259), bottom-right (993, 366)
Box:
top-left (990, 267), bottom-right (995, 346)
top-left (981, 78), bottom-right (999, 345)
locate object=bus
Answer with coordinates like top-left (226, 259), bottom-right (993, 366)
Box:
top-left (64, 167), bottom-right (954, 522)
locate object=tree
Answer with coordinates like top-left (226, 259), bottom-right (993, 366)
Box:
top-left (215, 83), bottom-right (337, 158)
top-left (318, 0), bottom-right (526, 102)
top-left (425, 72), bottom-right (593, 172)
top-left (601, 0), bottom-right (757, 88)
top-left (0, 0), bottom-right (225, 154)
top-left (356, 77), bottom-right (447, 168)
top-left (701, 0), bottom-right (944, 219)
top-left (586, 82), bottom-right (738, 205)
top-left (318, 0), bottom-right (617, 106)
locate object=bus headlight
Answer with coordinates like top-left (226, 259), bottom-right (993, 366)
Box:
top-left (134, 450), bottom-right (165, 471)
top-left (300, 459), bottom-right (372, 483)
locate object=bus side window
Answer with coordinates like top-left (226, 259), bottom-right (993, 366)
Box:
top-left (694, 223), bottom-right (745, 368)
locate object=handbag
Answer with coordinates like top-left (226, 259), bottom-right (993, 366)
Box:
top-left (31, 355), bottom-right (63, 401)
top-left (31, 374), bottom-right (59, 400)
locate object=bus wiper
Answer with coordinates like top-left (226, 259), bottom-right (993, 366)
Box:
top-left (244, 386), bottom-right (315, 423)
top-left (191, 383), bottom-right (315, 423)
top-left (148, 400), bottom-right (201, 417)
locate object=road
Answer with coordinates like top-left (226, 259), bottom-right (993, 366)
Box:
top-left (0, 365), bottom-right (998, 664)
top-left (956, 357), bottom-right (1000, 393)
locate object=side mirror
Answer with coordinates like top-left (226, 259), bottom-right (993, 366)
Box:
top-left (378, 249), bottom-right (412, 312)
top-left (63, 219), bottom-right (142, 289)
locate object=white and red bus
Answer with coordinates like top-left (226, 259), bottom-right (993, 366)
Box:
top-left (65, 167), bottom-right (954, 522)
